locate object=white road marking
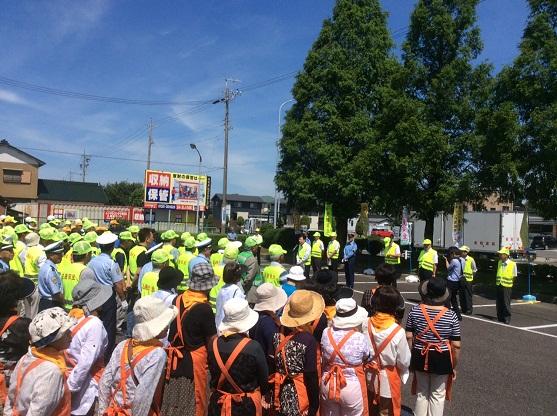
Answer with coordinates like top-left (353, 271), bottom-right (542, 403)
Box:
top-left (521, 323), bottom-right (557, 330)
top-left (472, 303), bottom-right (533, 308)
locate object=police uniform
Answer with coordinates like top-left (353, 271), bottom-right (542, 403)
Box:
top-left (38, 257), bottom-right (64, 312)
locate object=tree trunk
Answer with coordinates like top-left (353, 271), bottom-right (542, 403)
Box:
top-left (424, 212), bottom-right (435, 241)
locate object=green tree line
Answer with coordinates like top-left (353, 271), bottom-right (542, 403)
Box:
top-left (276, 0), bottom-right (557, 242)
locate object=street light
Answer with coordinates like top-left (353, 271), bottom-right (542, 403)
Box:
top-left (190, 143), bottom-right (202, 234)
top-left (274, 98), bottom-right (295, 228)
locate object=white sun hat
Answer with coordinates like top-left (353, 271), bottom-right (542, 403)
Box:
top-left (132, 296), bottom-right (178, 342)
top-left (286, 266), bottom-right (306, 282)
top-left (218, 298), bottom-right (259, 335)
top-left (332, 298), bottom-right (368, 329)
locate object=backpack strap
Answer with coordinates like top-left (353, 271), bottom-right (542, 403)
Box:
top-left (213, 337), bottom-right (251, 392)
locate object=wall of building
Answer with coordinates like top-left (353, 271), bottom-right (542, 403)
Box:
top-left (0, 162), bottom-right (39, 200)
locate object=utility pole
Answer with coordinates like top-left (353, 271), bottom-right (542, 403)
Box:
top-left (213, 79), bottom-right (240, 233)
top-left (80, 150), bottom-right (91, 182)
top-left (147, 118), bottom-right (154, 170)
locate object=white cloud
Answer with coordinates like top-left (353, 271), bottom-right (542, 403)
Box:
top-left (0, 89), bottom-right (28, 106)
top-left (46, 0), bottom-right (110, 40)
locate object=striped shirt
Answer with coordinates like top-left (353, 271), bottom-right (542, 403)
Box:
top-left (405, 304), bottom-right (461, 352)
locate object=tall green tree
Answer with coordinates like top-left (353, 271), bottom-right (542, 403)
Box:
top-left (103, 181), bottom-right (144, 207)
top-left (276, 0), bottom-right (398, 242)
top-left (497, 0), bottom-right (557, 218)
top-left (360, 0), bottom-right (492, 238)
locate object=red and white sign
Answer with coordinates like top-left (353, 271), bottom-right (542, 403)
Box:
top-left (103, 208), bottom-right (131, 221)
top-left (132, 208), bottom-right (145, 223)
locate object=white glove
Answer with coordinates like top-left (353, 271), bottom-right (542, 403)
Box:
top-left (120, 300), bottom-right (129, 312)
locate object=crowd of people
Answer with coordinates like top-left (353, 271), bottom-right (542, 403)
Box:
top-left (0, 213), bottom-right (527, 415)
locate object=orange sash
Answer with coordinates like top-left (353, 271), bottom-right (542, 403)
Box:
top-left (411, 305), bottom-right (454, 400)
top-left (64, 316), bottom-right (105, 383)
top-left (366, 322), bottom-right (404, 416)
top-left (12, 357), bottom-right (71, 416)
top-left (212, 337), bottom-right (262, 416)
top-left (271, 332), bottom-right (310, 414)
top-left (0, 316), bottom-right (19, 402)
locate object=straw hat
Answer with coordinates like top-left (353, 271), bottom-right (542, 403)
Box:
top-left (132, 296), bottom-right (178, 341)
top-left (253, 283), bottom-right (288, 312)
top-left (218, 298), bottom-right (259, 334)
top-left (281, 289), bottom-right (325, 327)
top-left (332, 298), bottom-right (368, 329)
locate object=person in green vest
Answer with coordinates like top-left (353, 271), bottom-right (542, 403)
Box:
top-left (161, 230), bottom-right (180, 266)
top-left (128, 228), bottom-right (153, 279)
top-left (495, 247), bottom-right (517, 324)
top-left (176, 236), bottom-right (196, 292)
top-left (459, 245), bottom-right (477, 315)
top-left (38, 227), bottom-right (56, 248)
top-left (209, 242), bottom-right (241, 312)
top-left (59, 241), bottom-right (93, 310)
top-left (12, 224), bottom-right (30, 277)
top-left (63, 232), bottom-right (83, 266)
top-left (326, 232), bottom-right (341, 272)
top-left (178, 232), bottom-right (192, 256)
top-left (384, 236), bottom-right (401, 267)
top-left (140, 248), bottom-right (170, 297)
top-left (210, 237), bottom-right (229, 268)
top-left (310, 232), bottom-right (324, 276)
top-left (127, 225), bottom-right (140, 243)
top-left (238, 236), bottom-right (261, 305)
top-left (296, 234), bottom-right (311, 279)
top-left (263, 244), bottom-right (288, 287)
top-left (84, 231), bottom-right (100, 257)
top-left (417, 239), bottom-right (438, 282)
top-left (112, 231), bottom-right (135, 287)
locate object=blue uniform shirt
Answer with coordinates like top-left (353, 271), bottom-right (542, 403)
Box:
top-left (87, 253), bottom-right (123, 286)
top-left (281, 282), bottom-right (296, 297)
top-left (447, 258), bottom-right (464, 282)
top-left (343, 240), bottom-right (358, 261)
top-left (38, 259), bottom-right (62, 298)
top-left (188, 254), bottom-right (209, 276)
top-left (0, 259), bottom-right (10, 273)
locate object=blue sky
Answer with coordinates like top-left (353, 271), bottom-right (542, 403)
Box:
top-left (0, 0), bottom-right (529, 197)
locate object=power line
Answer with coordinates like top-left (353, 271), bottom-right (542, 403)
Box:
top-left (0, 75), bottom-right (213, 106)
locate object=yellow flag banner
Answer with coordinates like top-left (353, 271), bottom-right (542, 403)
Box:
top-left (324, 203), bottom-right (333, 237)
top-left (452, 202), bottom-right (464, 246)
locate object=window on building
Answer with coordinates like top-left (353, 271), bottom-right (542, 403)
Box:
top-left (250, 202), bottom-right (257, 209)
top-left (235, 201), bottom-right (242, 208)
top-left (3, 169), bottom-right (30, 184)
top-left (502, 206), bottom-right (510, 211)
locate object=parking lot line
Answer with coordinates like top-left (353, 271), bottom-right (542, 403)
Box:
top-left (521, 324), bottom-right (557, 330)
top-left (472, 303), bottom-right (532, 308)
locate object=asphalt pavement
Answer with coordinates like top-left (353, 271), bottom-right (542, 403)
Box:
top-left (341, 272), bottom-right (557, 415)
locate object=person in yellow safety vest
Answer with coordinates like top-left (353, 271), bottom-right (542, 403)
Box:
top-left (55, 231), bottom-right (70, 268)
top-left (128, 228), bottom-right (153, 279)
top-left (383, 236), bottom-right (401, 268)
top-left (311, 232), bottom-right (324, 276)
top-left (176, 236), bottom-right (196, 292)
top-left (160, 230), bottom-right (180, 266)
top-left (210, 237), bottom-right (229, 268)
top-left (63, 232), bottom-right (84, 267)
top-left (459, 245), bottom-right (477, 315)
top-left (112, 231), bottom-right (135, 287)
top-left (13, 225), bottom-right (30, 277)
top-left (263, 244), bottom-right (288, 287)
top-left (140, 249), bottom-right (170, 297)
top-left (59, 241), bottom-right (94, 310)
top-left (209, 242), bottom-right (241, 312)
top-left (22, 232), bottom-right (44, 318)
top-left (417, 239), bottom-right (438, 282)
top-left (326, 232), bottom-right (341, 272)
top-left (178, 231), bottom-right (192, 256)
top-left (84, 231), bottom-right (100, 257)
top-left (495, 247), bottom-right (517, 324)
top-left (38, 227), bottom-right (56, 248)
top-left (296, 234), bottom-right (312, 279)
top-left (127, 224), bottom-right (140, 243)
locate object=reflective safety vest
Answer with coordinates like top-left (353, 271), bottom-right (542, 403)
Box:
top-left (59, 262), bottom-right (86, 310)
top-left (297, 243), bottom-right (311, 266)
top-left (162, 244), bottom-right (178, 267)
top-left (384, 243), bottom-right (401, 265)
top-left (496, 260), bottom-right (516, 288)
top-left (463, 256), bottom-right (475, 282)
top-left (176, 251), bottom-right (194, 292)
top-left (210, 252), bottom-right (223, 268)
top-left (418, 249), bottom-right (437, 272)
top-left (327, 240), bottom-right (340, 260)
top-left (209, 264), bottom-right (225, 312)
top-left (237, 251), bottom-right (262, 287)
top-left (263, 264), bottom-right (286, 287)
top-left (24, 246), bottom-right (43, 281)
top-left (111, 247), bottom-right (128, 274)
top-left (63, 248), bottom-right (73, 265)
top-left (129, 245), bottom-right (146, 276)
top-left (141, 270), bottom-right (161, 297)
top-left (91, 247), bottom-right (101, 257)
top-left (311, 240), bottom-right (323, 258)
top-left (10, 241), bottom-right (25, 277)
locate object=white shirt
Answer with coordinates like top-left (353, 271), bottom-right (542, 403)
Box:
top-left (363, 321), bottom-right (411, 398)
top-left (152, 289), bottom-right (178, 307)
top-left (4, 350), bottom-right (65, 416)
top-left (66, 315), bottom-right (108, 415)
top-left (98, 340), bottom-right (167, 416)
top-left (215, 283), bottom-right (245, 331)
